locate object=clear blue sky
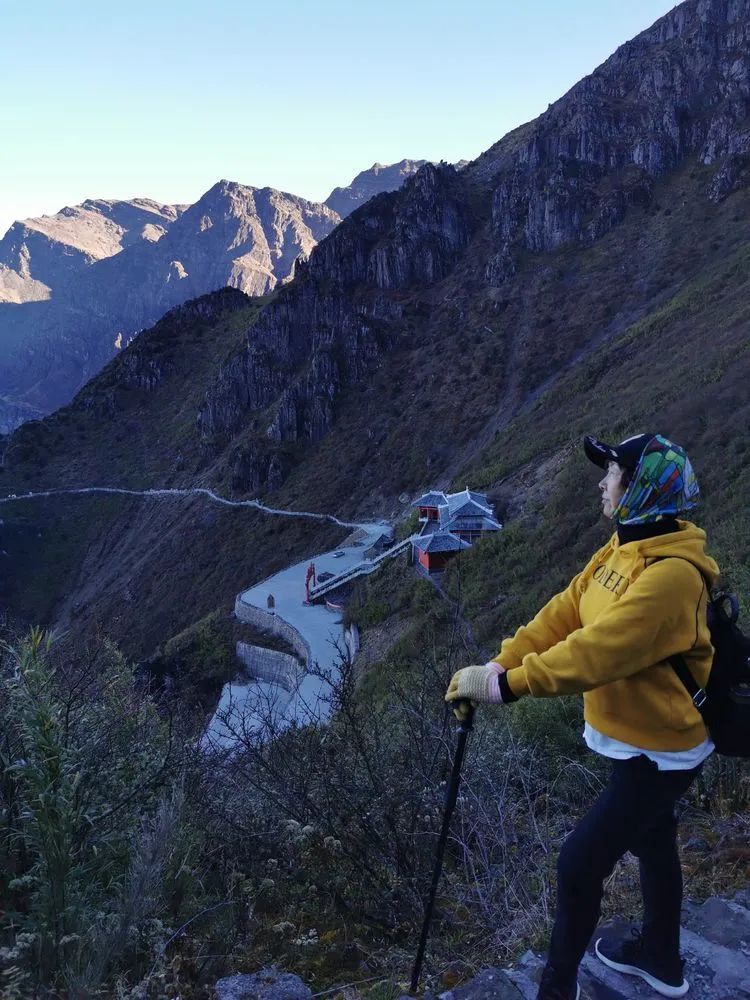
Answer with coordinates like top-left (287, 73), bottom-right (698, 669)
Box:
top-left (0, 0), bottom-right (677, 236)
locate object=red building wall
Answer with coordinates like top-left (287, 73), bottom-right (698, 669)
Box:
top-left (419, 550), bottom-right (454, 572)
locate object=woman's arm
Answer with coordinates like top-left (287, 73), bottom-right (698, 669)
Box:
top-left (490, 567), bottom-right (590, 670)
top-left (504, 559), bottom-right (705, 699)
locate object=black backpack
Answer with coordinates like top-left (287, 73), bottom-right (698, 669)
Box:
top-left (652, 557), bottom-right (750, 758)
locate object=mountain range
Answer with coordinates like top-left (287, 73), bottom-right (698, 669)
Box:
top-left (3, 5), bottom-right (750, 993)
top-left (1, 0), bottom-right (749, 668)
top-left (0, 160), bottom-right (426, 432)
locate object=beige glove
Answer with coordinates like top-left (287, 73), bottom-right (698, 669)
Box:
top-left (444, 662), bottom-right (506, 720)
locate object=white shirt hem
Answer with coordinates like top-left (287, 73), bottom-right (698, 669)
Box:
top-left (583, 722), bottom-right (714, 771)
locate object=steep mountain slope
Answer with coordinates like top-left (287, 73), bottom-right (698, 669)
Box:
top-left (0, 183), bottom-right (340, 433)
top-left (1, 0), bottom-right (749, 664)
top-left (0, 197), bottom-right (184, 306)
top-left (193, 0), bottom-right (749, 495)
top-left (0, 163), bottom-right (426, 434)
top-left (0, 288), bottom-right (350, 656)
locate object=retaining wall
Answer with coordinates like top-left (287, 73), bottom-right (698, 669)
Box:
top-left (236, 641), bottom-right (304, 693)
top-left (234, 596), bottom-right (312, 665)
top-left (345, 624), bottom-right (360, 662)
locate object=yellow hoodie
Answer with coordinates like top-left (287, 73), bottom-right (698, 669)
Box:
top-left (492, 520), bottom-right (720, 751)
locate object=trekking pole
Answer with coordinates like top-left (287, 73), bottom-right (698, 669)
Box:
top-left (410, 700), bottom-right (476, 993)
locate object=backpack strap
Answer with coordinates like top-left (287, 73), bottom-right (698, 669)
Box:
top-left (646, 556), bottom-right (711, 720)
top-left (668, 652), bottom-right (709, 716)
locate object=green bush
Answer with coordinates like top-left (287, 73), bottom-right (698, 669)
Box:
top-left (395, 510), bottom-right (420, 541)
top-left (0, 628), bottom-right (184, 994)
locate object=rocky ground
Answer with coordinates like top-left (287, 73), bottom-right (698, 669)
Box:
top-left (213, 893), bottom-right (750, 1000)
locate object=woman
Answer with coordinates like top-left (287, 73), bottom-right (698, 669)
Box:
top-left (446, 433), bottom-right (718, 1000)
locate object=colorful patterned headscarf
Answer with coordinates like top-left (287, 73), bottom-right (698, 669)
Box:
top-left (612, 434), bottom-right (700, 526)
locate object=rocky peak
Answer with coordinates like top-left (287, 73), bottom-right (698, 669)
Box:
top-left (0, 160), bottom-right (424, 432)
top-left (192, 179), bottom-right (256, 214)
top-left (0, 197), bottom-right (185, 305)
top-left (469, 0), bottom-right (750, 267)
top-left (324, 158), bottom-right (428, 217)
top-left (0, 185), bottom-right (341, 432)
top-left (198, 161), bottom-right (474, 463)
top-left (75, 196), bottom-right (184, 228)
top-left (181, 179), bottom-right (339, 237)
top-left (162, 180), bottom-right (341, 295)
top-left (477, 0), bottom-right (750, 180)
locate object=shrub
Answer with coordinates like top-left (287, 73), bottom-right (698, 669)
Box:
top-left (0, 628), bottom-right (185, 994)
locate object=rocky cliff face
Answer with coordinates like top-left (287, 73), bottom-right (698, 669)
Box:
top-left (197, 0), bottom-right (750, 493)
top-left (3, 0), bottom-right (750, 664)
top-left (0, 198), bottom-right (183, 305)
top-left (197, 162), bottom-right (474, 492)
top-left (0, 165), bottom-right (423, 433)
top-left (49, 180), bottom-right (341, 363)
top-left (474, 0), bottom-right (750, 261)
top-left (0, 183), bottom-right (339, 433)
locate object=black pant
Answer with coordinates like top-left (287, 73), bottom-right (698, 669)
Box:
top-left (546, 753), bottom-right (703, 977)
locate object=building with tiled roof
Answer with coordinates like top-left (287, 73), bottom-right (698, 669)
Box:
top-left (414, 532), bottom-right (472, 553)
top-left (413, 531), bottom-right (471, 574)
top-left (445, 488), bottom-right (492, 515)
top-left (446, 513), bottom-right (503, 543)
top-left (443, 498), bottom-right (493, 520)
top-left (410, 486), bottom-right (502, 574)
top-left (413, 490), bottom-right (449, 507)
top-left (411, 491), bottom-right (448, 522)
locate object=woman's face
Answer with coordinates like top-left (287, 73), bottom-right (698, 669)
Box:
top-left (599, 461), bottom-right (627, 519)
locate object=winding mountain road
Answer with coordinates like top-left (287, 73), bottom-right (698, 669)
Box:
top-left (2, 486), bottom-right (396, 749)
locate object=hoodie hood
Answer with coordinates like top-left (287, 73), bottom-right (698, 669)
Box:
top-left (613, 519), bottom-right (719, 588)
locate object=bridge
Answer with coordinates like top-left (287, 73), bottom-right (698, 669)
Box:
top-left (307, 533), bottom-right (418, 601)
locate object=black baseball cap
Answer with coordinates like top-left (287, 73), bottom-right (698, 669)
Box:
top-left (583, 433), bottom-right (657, 471)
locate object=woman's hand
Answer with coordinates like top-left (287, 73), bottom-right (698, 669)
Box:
top-left (445, 662), bottom-right (508, 720)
